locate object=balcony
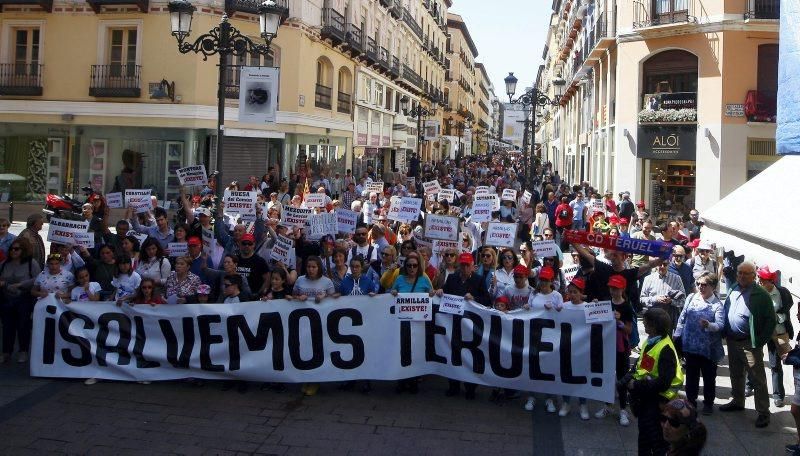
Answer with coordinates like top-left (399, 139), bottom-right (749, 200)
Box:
top-left (226, 0), bottom-right (288, 15)
top-left (388, 0), bottom-right (402, 19)
top-left (321, 8), bottom-right (347, 45)
top-left (586, 17), bottom-right (615, 60)
top-left (378, 0), bottom-right (391, 8)
top-left (365, 36), bottom-right (379, 65)
top-left (378, 47), bottom-right (391, 72)
top-left (0, 0), bottom-right (52, 12)
top-left (346, 23), bottom-right (364, 55)
top-left (632, 0), bottom-right (697, 33)
top-left (89, 64), bottom-right (141, 98)
top-left (745, 0), bottom-right (779, 20)
top-left (337, 91), bottom-right (351, 114)
top-left (400, 64), bottom-right (423, 91)
top-left (315, 83), bottom-right (332, 110)
top-left (86, 0), bottom-right (148, 13)
top-left (402, 8), bottom-right (424, 41)
top-left (389, 56), bottom-right (400, 79)
top-left (0, 63), bottom-right (43, 96)
top-left (744, 89), bottom-right (776, 123)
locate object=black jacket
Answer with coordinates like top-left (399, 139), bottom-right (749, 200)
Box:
top-left (442, 271), bottom-right (491, 307)
top-left (777, 285), bottom-right (795, 339)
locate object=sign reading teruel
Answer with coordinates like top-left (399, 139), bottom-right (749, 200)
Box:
top-left (31, 295), bottom-right (615, 402)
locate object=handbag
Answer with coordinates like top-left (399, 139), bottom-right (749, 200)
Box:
top-left (773, 332), bottom-right (792, 358)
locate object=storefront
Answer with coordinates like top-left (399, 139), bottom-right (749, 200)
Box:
top-left (282, 133), bottom-right (350, 187)
top-left (638, 124), bottom-right (697, 220)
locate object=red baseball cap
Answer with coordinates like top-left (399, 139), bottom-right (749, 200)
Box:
top-left (187, 236), bottom-right (202, 247)
top-left (539, 266), bottom-right (555, 281)
top-left (513, 265), bottom-right (530, 276)
top-left (240, 233), bottom-right (255, 243)
top-left (458, 253), bottom-right (474, 265)
top-left (757, 266), bottom-right (777, 282)
top-left (619, 217), bottom-right (630, 226)
top-left (569, 277), bottom-right (586, 291)
top-left (608, 274), bottom-right (627, 289)
top-left (496, 296), bottom-right (510, 305)
top-left (686, 239), bottom-right (700, 249)
top-left (609, 216), bottom-right (620, 224)
top-left (636, 200), bottom-right (646, 207)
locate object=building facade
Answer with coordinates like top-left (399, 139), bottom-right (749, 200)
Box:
top-left (442, 12), bottom-right (476, 159)
top-left (538, 0), bottom-right (779, 217)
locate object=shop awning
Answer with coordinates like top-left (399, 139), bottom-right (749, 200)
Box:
top-left (700, 156), bottom-right (800, 294)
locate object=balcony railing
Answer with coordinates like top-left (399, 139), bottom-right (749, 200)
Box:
top-left (745, 0), bottom-right (779, 19)
top-left (388, 0), bottom-right (402, 19)
top-left (321, 8), bottom-right (346, 44)
top-left (632, 0), bottom-right (696, 29)
top-left (86, 0), bottom-right (148, 13)
top-left (402, 7), bottom-right (424, 41)
top-left (225, 0), bottom-right (287, 15)
top-left (745, 89), bottom-right (776, 122)
top-left (0, 63), bottom-right (43, 96)
top-left (401, 64), bottom-right (423, 90)
top-left (337, 91), bottom-right (351, 114)
top-left (390, 56), bottom-right (400, 79)
top-left (0, 0), bottom-right (53, 12)
top-left (89, 64), bottom-right (141, 98)
top-left (378, 0), bottom-right (391, 8)
top-left (315, 83), bottom-right (332, 110)
top-left (346, 23), bottom-right (363, 54)
top-left (365, 36), bottom-right (379, 65)
top-left (379, 47), bottom-right (391, 71)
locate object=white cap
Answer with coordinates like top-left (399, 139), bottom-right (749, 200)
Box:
top-left (698, 240), bottom-right (713, 250)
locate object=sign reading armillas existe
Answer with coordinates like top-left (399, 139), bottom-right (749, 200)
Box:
top-left (636, 124), bottom-right (697, 160)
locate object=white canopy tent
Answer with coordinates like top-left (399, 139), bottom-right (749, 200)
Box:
top-left (700, 156), bottom-right (800, 295)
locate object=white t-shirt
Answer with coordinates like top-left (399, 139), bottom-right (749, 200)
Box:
top-left (34, 270), bottom-right (74, 295)
top-left (70, 282), bottom-right (102, 302)
top-left (529, 290), bottom-right (564, 311)
top-left (112, 272), bottom-right (142, 301)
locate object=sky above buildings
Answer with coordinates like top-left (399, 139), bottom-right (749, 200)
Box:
top-left (451, 0), bottom-right (551, 100)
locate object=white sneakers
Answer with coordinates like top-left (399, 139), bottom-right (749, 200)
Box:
top-left (524, 396), bottom-right (536, 411)
top-left (594, 406), bottom-right (611, 419)
top-left (545, 398), bottom-right (557, 413)
top-left (579, 404), bottom-right (590, 420)
top-left (619, 409), bottom-right (631, 426)
top-left (558, 402), bottom-right (571, 417)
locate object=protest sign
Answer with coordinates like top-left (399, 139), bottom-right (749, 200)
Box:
top-left (531, 240), bottom-right (560, 258)
top-left (591, 199), bottom-right (604, 213)
top-left (31, 294), bottom-right (616, 402)
top-left (72, 232), bottom-right (95, 249)
top-left (366, 182), bottom-right (384, 194)
top-left (396, 293), bottom-right (433, 321)
top-left (282, 206), bottom-right (313, 226)
top-left (201, 227), bottom-right (214, 256)
top-left (106, 192), bottom-right (123, 209)
top-left (424, 214), bottom-right (459, 241)
top-left (470, 199), bottom-right (494, 223)
top-left (224, 190), bottom-right (257, 220)
top-left (176, 164), bottom-right (208, 187)
top-left (304, 193), bottom-right (326, 209)
top-left (485, 222), bottom-right (516, 248)
top-left (433, 240), bottom-right (459, 255)
top-left (562, 264), bottom-right (580, 284)
top-left (124, 189), bottom-right (152, 209)
top-left (413, 232), bottom-right (433, 250)
top-left (584, 301), bottom-right (614, 323)
top-left (438, 189), bottom-right (455, 203)
top-left (501, 189), bottom-right (517, 202)
top-left (336, 209), bottom-right (358, 234)
top-left (564, 230), bottom-right (673, 259)
top-left (270, 235), bottom-right (296, 268)
top-left (406, 177), bottom-right (416, 187)
top-left (475, 186), bottom-right (489, 195)
top-left (46, 218), bottom-right (90, 245)
top-left (439, 294), bottom-right (465, 315)
top-left (522, 191), bottom-right (532, 204)
top-left (387, 196), bottom-right (403, 222)
top-left (307, 213), bottom-right (337, 240)
top-left (167, 242), bottom-right (188, 257)
top-left (475, 194), bottom-right (500, 211)
top-left (126, 230), bottom-right (148, 245)
top-left (423, 180), bottom-right (442, 195)
top-left (398, 197), bottom-right (422, 223)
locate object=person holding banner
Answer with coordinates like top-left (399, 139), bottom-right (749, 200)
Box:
top-left (165, 256), bottom-right (202, 304)
top-left (111, 256), bottom-right (142, 304)
top-left (79, 244), bottom-right (117, 300)
top-left (68, 267), bottom-right (101, 303)
top-left (136, 239), bottom-right (172, 295)
top-left (130, 278), bottom-right (167, 306)
top-left (31, 254), bottom-right (74, 302)
top-left (0, 238), bottom-right (41, 364)
top-left (433, 247), bottom-right (459, 290)
top-left (339, 257), bottom-right (378, 297)
top-left (558, 277), bottom-right (591, 419)
top-left (202, 254), bottom-right (253, 303)
top-left (389, 252), bottom-right (433, 295)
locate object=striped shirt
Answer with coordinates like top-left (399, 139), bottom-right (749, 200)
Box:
top-left (640, 270), bottom-right (686, 308)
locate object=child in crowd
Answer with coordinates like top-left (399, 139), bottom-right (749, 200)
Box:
top-left (131, 278), bottom-right (167, 306)
top-left (112, 255), bottom-right (141, 305)
top-left (527, 266), bottom-right (564, 413)
top-left (496, 264), bottom-right (534, 312)
top-left (261, 267), bottom-right (290, 300)
top-left (69, 267), bottom-right (101, 303)
top-left (196, 284), bottom-right (212, 303)
top-left (223, 275), bottom-right (243, 303)
top-left (559, 277), bottom-right (589, 420)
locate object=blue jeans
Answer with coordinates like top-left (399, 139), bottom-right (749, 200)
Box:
top-left (572, 219), bottom-right (585, 231)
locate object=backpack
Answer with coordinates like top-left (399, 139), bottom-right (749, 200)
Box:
top-left (558, 209), bottom-right (570, 220)
top-left (351, 245), bottom-right (375, 263)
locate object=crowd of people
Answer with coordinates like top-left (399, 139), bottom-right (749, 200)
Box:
top-left (3, 151), bottom-right (800, 455)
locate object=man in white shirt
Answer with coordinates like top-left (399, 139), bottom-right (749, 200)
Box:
top-left (569, 191), bottom-right (587, 230)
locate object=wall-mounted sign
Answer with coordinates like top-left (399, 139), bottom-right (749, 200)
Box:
top-left (238, 67), bottom-right (279, 124)
top-left (636, 125), bottom-right (697, 160)
top-left (725, 104), bottom-right (745, 117)
top-left (643, 92), bottom-right (697, 111)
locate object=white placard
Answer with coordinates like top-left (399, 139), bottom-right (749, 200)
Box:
top-left (591, 199), bottom-right (604, 213)
top-left (307, 213), bottom-right (337, 239)
top-left (439, 294), bottom-right (465, 316)
top-left (126, 230), bottom-right (148, 245)
top-left (438, 189), bottom-right (455, 203)
top-left (433, 240), bottom-right (460, 255)
top-left (423, 180), bottom-right (442, 195)
top-left (124, 189), bottom-right (152, 209)
top-left (485, 222), bottom-right (516, 248)
top-left (167, 242), bottom-right (188, 257)
top-left (304, 193), bottom-right (326, 209)
top-left (176, 164), bottom-right (208, 187)
top-left (522, 191), bottom-right (532, 204)
top-left (475, 194), bottom-right (500, 211)
top-left (336, 208), bottom-right (358, 234)
top-left (584, 300), bottom-right (614, 323)
top-left (46, 218), bottom-right (90, 245)
top-left (201, 228), bottom-right (214, 256)
top-left (398, 197), bottom-right (422, 223)
top-left (470, 199), bottom-right (494, 223)
top-left (562, 264), bottom-right (580, 284)
top-left (72, 232), bottom-right (95, 249)
top-left (396, 293), bottom-right (433, 321)
top-left (413, 232), bottom-right (433, 251)
top-left (531, 240), bottom-right (560, 258)
top-left (106, 192), bottom-right (123, 209)
top-left (224, 190), bottom-right (257, 219)
top-left (366, 182), bottom-right (384, 194)
top-left (387, 196), bottom-right (404, 222)
top-left (270, 235), bottom-right (296, 268)
top-left (475, 186), bottom-right (489, 195)
top-left (424, 214), bottom-right (460, 241)
top-left (501, 189), bottom-right (517, 202)
top-left (282, 206), bottom-right (313, 226)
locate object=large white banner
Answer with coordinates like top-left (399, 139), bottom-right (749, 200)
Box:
top-left (502, 106), bottom-right (526, 148)
top-left (31, 295), bottom-right (616, 402)
top-left (238, 66), bottom-right (279, 124)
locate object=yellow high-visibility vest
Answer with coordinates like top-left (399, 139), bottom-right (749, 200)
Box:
top-left (633, 337), bottom-right (684, 400)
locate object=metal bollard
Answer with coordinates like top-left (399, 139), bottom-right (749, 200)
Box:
top-left (8, 201), bottom-right (13, 223)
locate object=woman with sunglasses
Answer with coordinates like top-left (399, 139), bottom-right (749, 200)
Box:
top-left (492, 248), bottom-right (519, 297)
top-left (661, 399), bottom-right (707, 455)
top-left (673, 272), bottom-right (723, 415)
top-left (433, 248), bottom-right (459, 290)
top-left (131, 278), bottom-right (167, 306)
top-left (476, 246), bottom-right (497, 293)
top-left (0, 238), bottom-right (41, 363)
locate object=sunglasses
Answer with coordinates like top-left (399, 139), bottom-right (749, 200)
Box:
top-left (696, 282), bottom-right (710, 287)
top-left (444, 252), bottom-right (456, 257)
top-left (502, 255), bottom-right (514, 260)
top-left (406, 263), bottom-right (419, 268)
top-left (241, 242), bottom-right (254, 246)
top-left (481, 254), bottom-right (493, 258)
top-left (659, 415), bottom-right (683, 428)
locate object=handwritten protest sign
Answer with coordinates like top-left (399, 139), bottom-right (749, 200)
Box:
top-left (398, 197), bottom-right (422, 223)
top-left (304, 193), bottom-right (326, 209)
top-left (282, 206), bottom-right (313, 226)
top-left (584, 300), bottom-right (614, 323)
top-left (475, 194), bottom-right (500, 211)
top-left (224, 190), bottom-right (257, 220)
top-left (366, 182), bottom-right (384, 194)
top-left (271, 235), bottom-right (296, 268)
top-left (424, 214), bottom-right (459, 241)
top-left (105, 192), bottom-right (123, 209)
top-left (438, 189), bottom-right (455, 203)
top-left (72, 232), bottom-right (95, 249)
top-left (167, 242), bottom-right (188, 257)
top-left (433, 240), bottom-right (459, 255)
top-left (531, 240), bottom-right (560, 258)
top-left (591, 199), bottom-right (604, 213)
top-left (387, 196), bottom-right (403, 222)
top-left (475, 186), bottom-right (489, 195)
top-left (423, 180), bottom-right (442, 195)
top-left (201, 228), bottom-right (214, 256)
top-left (501, 189), bottom-right (517, 202)
top-left (439, 294), bottom-right (466, 315)
top-left (470, 198), bottom-right (494, 223)
top-left (485, 222), bottom-right (516, 248)
top-left (46, 218), bottom-right (90, 245)
top-left (336, 209), bottom-right (358, 234)
top-left (124, 189), bottom-right (151, 209)
top-left (522, 190), bottom-right (532, 204)
top-left (562, 264), bottom-right (580, 284)
top-left (307, 213), bottom-right (337, 239)
top-left (396, 293), bottom-right (433, 321)
top-left (176, 164), bottom-right (208, 187)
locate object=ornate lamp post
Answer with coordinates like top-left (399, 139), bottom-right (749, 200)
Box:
top-left (504, 71), bottom-right (565, 190)
top-left (167, 0), bottom-right (288, 199)
top-left (400, 95), bottom-right (436, 161)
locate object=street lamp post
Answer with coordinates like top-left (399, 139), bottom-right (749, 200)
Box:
top-left (167, 0), bottom-right (287, 201)
top-left (400, 95), bottom-right (436, 162)
top-left (504, 71), bottom-right (565, 191)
